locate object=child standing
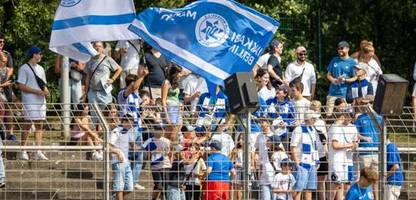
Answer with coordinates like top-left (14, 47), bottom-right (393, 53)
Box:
top-left (272, 158), bottom-right (296, 200)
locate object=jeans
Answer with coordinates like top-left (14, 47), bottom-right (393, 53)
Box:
top-left (59, 78), bottom-right (82, 104)
top-left (0, 139), bottom-right (4, 183)
top-left (131, 127), bottom-right (144, 185)
top-left (167, 185), bottom-right (186, 200)
top-left (261, 185), bottom-right (276, 200)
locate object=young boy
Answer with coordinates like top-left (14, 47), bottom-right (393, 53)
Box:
top-left (272, 158), bottom-right (296, 200)
top-left (345, 167), bottom-right (378, 200)
top-left (109, 113), bottom-right (138, 200)
top-left (143, 124), bottom-right (172, 200)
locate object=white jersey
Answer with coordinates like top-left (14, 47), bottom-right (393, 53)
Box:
top-left (272, 173), bottom-right (296, 200)
top-left (328, 123), bottom-right (358, 167)
top-left (110, 125), bottom-right (135, 164)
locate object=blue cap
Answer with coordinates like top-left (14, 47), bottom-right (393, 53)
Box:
top-left (281, 158), bottom-right (292, 167)
top-left (209, 140), bottom-right (222, 150)
top-left (267, 135), bottom-right (281, 143)
top-left (26, 46), bottom-right (42, 58)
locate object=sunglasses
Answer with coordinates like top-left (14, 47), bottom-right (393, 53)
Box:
top-left (337, 47), bottom-right (345, 50)
top-left (0, 40), bottom-right (4, 44)
top-left (297, 53), bottom-right (307, 56)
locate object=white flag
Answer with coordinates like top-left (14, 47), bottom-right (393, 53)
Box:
top-left (49, 0), bottom-right (138, 62)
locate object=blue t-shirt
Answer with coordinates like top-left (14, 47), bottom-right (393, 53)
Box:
top-left (327, 56), bottom-right (357, 97)
top-left (345, 183), bottom-right (373, 200)
top-left (387, 142), bottom-right (404, 186)
top-left (355, 113), bottom-right (382, 155)
top-left (207, 152), bottom-right (234, 182)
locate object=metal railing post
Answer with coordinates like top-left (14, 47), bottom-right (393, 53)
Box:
top-left (61, 56), bottom-right (71, 140)
top-left (93, 103), bottom-right (111, 200)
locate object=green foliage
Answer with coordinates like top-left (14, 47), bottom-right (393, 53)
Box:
top-left (0, 0), bottom-right (415, 104)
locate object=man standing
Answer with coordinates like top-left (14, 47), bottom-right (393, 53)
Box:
top-left (82, 41), bottom-right (122, 106)
top-left (285, 46), bottom-right (316, 100)
top-left (266, 40), bottom-right (287, 87)
top-left (290, 111), bottom-right (321, 200)
top-left (17, 46), bottom-right (49, 160)
top-left (326, 41), bottom-right (357, 116)
top-left (145, 47), bottom-right (170, 99)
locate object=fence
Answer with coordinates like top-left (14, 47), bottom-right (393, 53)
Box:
top-left (0, 102), bottom-right (414, 200)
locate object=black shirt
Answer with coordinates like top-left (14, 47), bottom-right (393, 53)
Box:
top-left (267, 54), bottom-right (283, 85)
top-left (145, 52), bottom-right (169, 87)
top-left (168, 158), bottom-right (186, 188)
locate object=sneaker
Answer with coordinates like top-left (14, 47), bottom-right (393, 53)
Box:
top-left (35, 151), bottom-right (49, 160)
top-left (0, 183), bottom-right (5, 188)
top-left (20, 151), bottom-right (29, 160)
top-left (134, 184), bottom-right (145, 190)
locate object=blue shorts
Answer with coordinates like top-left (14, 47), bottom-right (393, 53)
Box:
top-left (112, 162), bottom-right (133, 192)
top-left (293, 163), bottom-right (317, 191)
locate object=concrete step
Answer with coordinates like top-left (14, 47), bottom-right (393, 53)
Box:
top-left (6, 177), bottom-right (102, 190)
top-left (4, 159), bottom-right (105, 171)
top-left (6, 168), bottom-right (104, 179)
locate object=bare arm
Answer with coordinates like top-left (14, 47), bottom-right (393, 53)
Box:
top-left (331, 140), bottom-right (356, 150)
top-left (310, 83), bottom-right (316, 100)
top-left (161, 81), bottom-right (170, 123)
top-left (109, 65), bottom-right (122, 84)
top-left (291, 146), bottom-right (299, 165)
top-left (326, 72), bottom-right (337, 84)
top-left (268, 64), bottom-right (283, 82)
top-left (17, 83), bottom-right (43, 96)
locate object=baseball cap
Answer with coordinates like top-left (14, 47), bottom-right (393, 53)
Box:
top-left (209, 140), bottom-right (222, 150)
top-left (337, 41), bottom-right (349, 48)
top-left (280, 158), bottom-right (293, 167)
top-left (26, 46), bottom-right (42, 58)
top-left (355, 62), bottom-right (369, 72)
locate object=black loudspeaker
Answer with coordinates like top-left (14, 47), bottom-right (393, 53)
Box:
top-left (373, 74), bottom-right (408, 115)
top-left (224, 72), bottom-right (258, 114)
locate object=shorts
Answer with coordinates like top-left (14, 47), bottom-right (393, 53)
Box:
top-left (293, 163), bottom-right (317, 191)
top-left (23, 103), bottom-right (46, 121)
top-left (149, 87), bottom-right (162, 100)
top-left (317, 157), bottom-right (328, 176)
top-left (329, 163), bottom-right (351, 183)
top-left (202, 181), bottom-right (230, 200)
top-left (152, 169), bottom-right (168, 191)
top-left (385, 185), bottom-right (401, 200)
top-left (112, 162), bottom-right (133, 192)
top-left (359, 155), bottom-right (379, 171)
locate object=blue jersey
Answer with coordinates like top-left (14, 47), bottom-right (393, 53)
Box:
top-left (266, 97), bottom-right (296, 126)
top-left (345, 183), bottom-right (373, 200)
top-left (327, 56), bottom-right (357, 97)
top-left (207, 152), bottom-right (234, 182)
top-left (387, 142), bottom-right (404, 186)
top-left (347, 79), bottom-right (373, 103)
top-left (355, 113), bottom-right (382, 155)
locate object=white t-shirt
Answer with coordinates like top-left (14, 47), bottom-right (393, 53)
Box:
top-left (211, 132), bottom-right (235, 157)
top-left (366, 58), bottom-right (382, 92)
top-left (110, 126), bottom-right (135, 164)
top-left (255, 132), bottom-right (272, 166)
top-left (184, 74), bottom-right (208, 112)
top-left (258, 87), bottom-right (276, 101)
top-left (115, 40), bottom-right (141, 72)
top-left (328, 123), bottom-right (358, 167)
top-left (272, 173), bottom-right (296, 200)
top-left (293, 98), bottom-right (311, 122)
top-left (285, 61), bottom-right (316, 97)
top-left (143, 137), bottom-right (172, 170)
top-left (256, 53), bottom-right (271, 69)
top-left (17, 63), bottom-right (47, 104)
top-left (184, 158), bottom-right (207, 185)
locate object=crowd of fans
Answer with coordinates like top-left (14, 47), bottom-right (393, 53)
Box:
top-left (0, 30), bottom-right (410, 200)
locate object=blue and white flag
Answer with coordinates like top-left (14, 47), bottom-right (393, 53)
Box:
top-left (49, 0), bottom-right (138, 62)
top-left (128, 0), bottom-right (279, 85)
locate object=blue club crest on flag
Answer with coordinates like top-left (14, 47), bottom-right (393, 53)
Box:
top-left (60, 0), bottom-right (81, 7)
top-left (128, 0), bottom-right (279, 86)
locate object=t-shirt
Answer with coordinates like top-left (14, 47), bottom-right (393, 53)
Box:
top-left (293, 98), bottom-right (311, 122)
top-left (17, 63), bottom-right (47, 104)
top-left (365, 58), bottom-right (382, 92)
top-left (143, 136), bottom-right (171, 170)
top-left (268, 54), bottom-right (283, 84)
top-left (271, 151), bottom-right (289, 172)
top-left (386, 142), bottom-right (404, 186)
top-left (145, 52), bottom-right (169, 87)
top-left (355, 113), bottom-right (382, 155)
top-left (117, 89), bottom-right (142, 127)
top-left (285, 61), bottom-right (316, 97)
top-left (207, 152), bottom-right (234, 182)
top-left (258, 87), bottom-right (276, 102)
top-left (272, 173), bottom-right (296, 200)
top-left (260, 162), bottom-right (275, 186)
top-left (327, 56), bottom-right (357, 97)
top-left (115, 40), bottom-right (141, 72)
top-left (184, 158), bottom-right (207, 185)
top-left (255, 132), bottom-right (272, 166)
top-left (86, 55), bottom-right (119, 91)
top-left (256, 53), bottom-right (271, 69)
top-left (184, 74), bottom-right (208, 112)
top-left (110, 125), bottom-right (135, 164)
top-left (328, 123), bottom-right (358, 167)
top-left (345, 183), bottom-right (374, 200)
